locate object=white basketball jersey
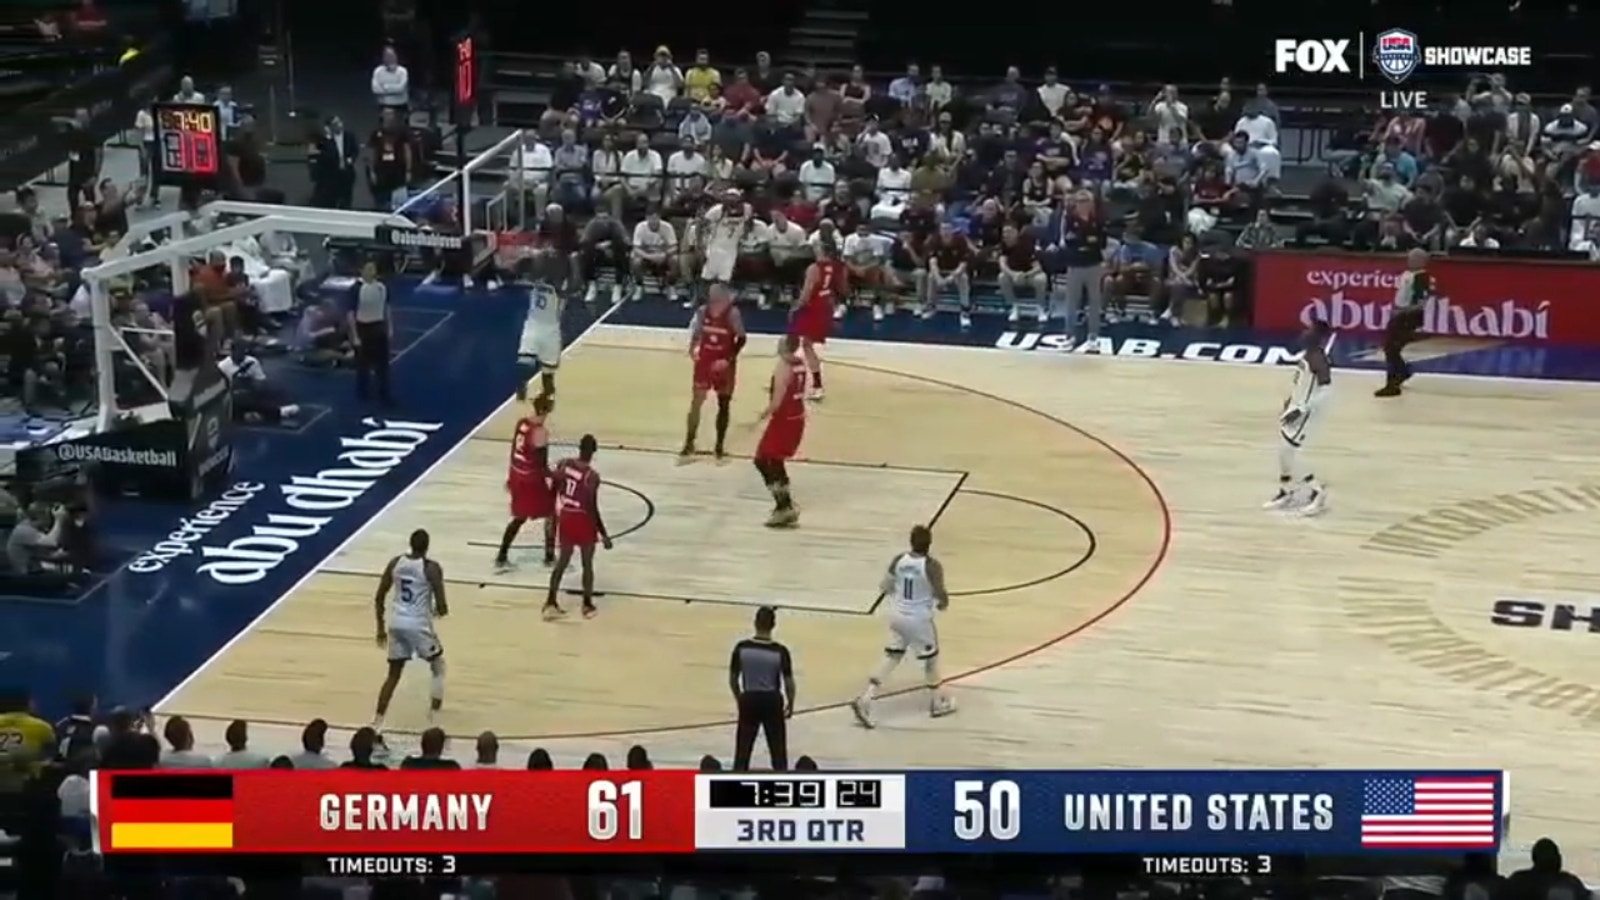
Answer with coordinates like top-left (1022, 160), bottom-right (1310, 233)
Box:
top-left (1287, 356), bottom-right (1318, 409)
top-left (519, 283), bottom-right (561, 354)
top-left (388, 554), bottom-right (435, 630)
top-left (889, 553), bottom-right (937, 618)
top-left (708, 204), bottom-right (746, 248)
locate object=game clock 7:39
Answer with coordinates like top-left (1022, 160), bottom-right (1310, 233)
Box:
top-left (152, 102), bottom-right (223, 186)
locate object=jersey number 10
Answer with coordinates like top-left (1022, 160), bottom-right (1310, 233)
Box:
top-left (588, 780), bottom-right (643, 840)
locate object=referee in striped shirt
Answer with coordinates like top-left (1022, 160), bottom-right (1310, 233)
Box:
top-left (350, 261), bottom-right (393, 405)
top-left (729, 606), bottom-right (795, 770)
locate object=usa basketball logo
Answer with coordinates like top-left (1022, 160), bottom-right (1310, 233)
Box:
top-left (1374, 28), bottom-right (1420, 84)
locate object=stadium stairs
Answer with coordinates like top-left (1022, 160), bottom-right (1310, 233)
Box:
top-left (783, 0), bottom-right (865, 71)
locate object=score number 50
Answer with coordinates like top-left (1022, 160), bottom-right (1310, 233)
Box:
top-left (953, 780), bottom-right (1022, 841)
top-left (588, 780), bottom-right (643, 840)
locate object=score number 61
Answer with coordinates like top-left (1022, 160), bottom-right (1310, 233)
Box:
top-left (953, 780), bottom-right (1021, 841)
top-left (588, 780), bottom-right (643, 841)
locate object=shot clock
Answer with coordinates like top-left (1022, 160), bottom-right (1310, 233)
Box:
top-left (694, 774), bottom-right (905, 850)
top-left (152, 102), bottom-right (224, 187)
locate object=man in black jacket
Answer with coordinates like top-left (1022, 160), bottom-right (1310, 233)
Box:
top-left (310, 116), bottom-right (361, 209)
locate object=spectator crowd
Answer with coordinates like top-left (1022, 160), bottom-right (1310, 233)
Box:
top-left (497, 49), bottom-right (1600, 347)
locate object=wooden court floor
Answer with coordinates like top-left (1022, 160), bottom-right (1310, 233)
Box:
top-left (160, 327), bottom-right (1600, 873)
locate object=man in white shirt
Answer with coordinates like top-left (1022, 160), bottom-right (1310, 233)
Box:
top-left (1037, 68), bottom-right (1068, 119)
top-left (285, 719), bottom-right (341, 770)
top-left (767, 208), bottom-right (813, 298)
top-left (665, 137), bottom-right (708, 207)
top-left (576, 56), bottom-right (607, 87)
top-left (856, 119), bottom-right (893, 169)
top-left (924, 65), bottom-right (952, 110)
top-left (371, 46), bottom-right (410, 112)
top-left (620, 132), bottom-right (664, 208)
top-left (630, 208), bottom-right (679, 300)
top-left (766, 74), bottom-right (806, 127)
top-left (1232, 109), bottom-right (1282, 181)
top-left (872, 155), bottom-right (913, 220)
top-left (797, 147), bottom-right (836, 203)
top-left (644, 47), bottom-right (684, 104)
top-left (172, 75), bottom-right (205, 103)
top-left (514, 136), bottom-right (554, 212)
top-left (160, 716), bottom-right (213, 768)
top-left (842, 222), bottom-right (896, 321)
top-left (214, 719), bottom-right (271, 769)
top-left (1151, 84), bottom-right (1189, 144)
top-left (735, 213), bottom-right (773, 301)
top-left (1569, 185), bottom-right (1600, 258)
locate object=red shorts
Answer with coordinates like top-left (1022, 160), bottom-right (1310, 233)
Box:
top-left (693, 354), bottom-right (737, 395)
top-left (557, 513), bottom-right (599, 548)
top-left (508, 477), bottom-right (554, 520)
top-left (755, 417), bottom-right (805, 461)
top-left (788, 301), bottom-right (831, 344)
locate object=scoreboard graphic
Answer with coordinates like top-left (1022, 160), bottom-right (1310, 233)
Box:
top-left (91, 770), bottom-right (1508, 876)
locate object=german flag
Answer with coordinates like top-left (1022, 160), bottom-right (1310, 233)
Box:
top-left (107, 773), bottom-right (234, 850)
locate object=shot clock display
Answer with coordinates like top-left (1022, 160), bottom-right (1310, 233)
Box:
top-left (152, 102), bottom-right (223, 186)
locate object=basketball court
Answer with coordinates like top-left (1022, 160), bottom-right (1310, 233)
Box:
top-left (155, 325), bottom-right (1600, 873)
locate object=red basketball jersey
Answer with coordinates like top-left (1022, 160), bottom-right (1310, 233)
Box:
top-left (805, 259), bottom-right (846, 308)
top-left (554, 458), bottom-right (600, 519)
top-left (508, 417), bottom-right (548, 482)
top-left (697, 303), bottom-right (738, 364)
top-left (771, 360), bottom-right (808, 421)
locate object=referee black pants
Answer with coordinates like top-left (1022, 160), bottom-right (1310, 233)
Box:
top-left (354, 322), bottom-right (392, 403)
top-left (733, 691), bottom-right (788, 771)
top-left (1383, 307), bottom-right (1424, 386)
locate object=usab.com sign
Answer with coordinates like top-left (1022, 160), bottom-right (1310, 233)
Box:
top-left (378, 225), bottom-right (465, 251)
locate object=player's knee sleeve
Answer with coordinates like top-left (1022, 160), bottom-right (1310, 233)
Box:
top-left (922, 657), bottom-right (942, 687)
top-left (774, 462), bottom-right (789, 485)
top-left (429, 657), bottom-right (446, 695)
top-left (516, 358), bottom-right (540, 383)
top-left (717, 395), bottom-right (731, 415)
top-left (1277, 441), bottom-right (1296, 473)
top-left (752, 458), bottom-right (771, 482)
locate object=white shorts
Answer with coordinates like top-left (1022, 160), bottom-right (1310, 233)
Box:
top-left (886, 612), bottom-right (939, 660)
top-left (387, 625), bottom-right (443, 662)
top-left (1280, 407), bottom-right (1318, 448)
top-left (520, 327), bottom-right (562, 371)
top-left (702, 246), bottom-right (736, 282)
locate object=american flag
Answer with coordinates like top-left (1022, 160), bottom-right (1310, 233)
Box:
top-left (1360, 777), bottom-right (1500, 848)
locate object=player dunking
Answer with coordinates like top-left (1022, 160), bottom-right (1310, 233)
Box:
top-left (372, 528), bottom-right (449, 730)
top-left (789, 234), bottom-right (846, 401)
top-left (751, 335), bottom-right (808, 528)
top-left (680, 283), bottom-right (747, 463)
top-left (495, 394), bottom-right (556, 573)
top-left (515, 259), bottom-right (563, 401)
top-left (544, 434), bottom-right (612, 620)
top-left (1265, 318), bottom-right (1333, 516)
top-left (852, 524), bottom-right (956, 727)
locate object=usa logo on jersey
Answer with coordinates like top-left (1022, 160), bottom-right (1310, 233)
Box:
top-left (1374, 28), bottom-right (1420, 84)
